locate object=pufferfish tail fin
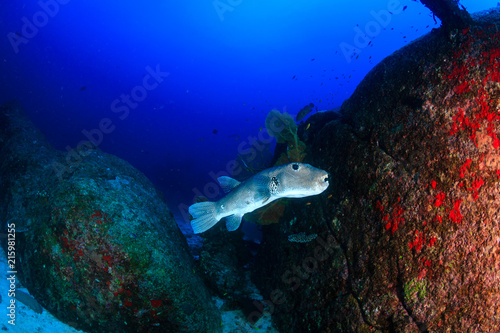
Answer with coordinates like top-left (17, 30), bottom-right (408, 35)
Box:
top-left (189, 201), bottom-right (219, 234)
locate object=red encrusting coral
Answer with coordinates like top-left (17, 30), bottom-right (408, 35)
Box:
top-left (442, 29), bottom-right (500, 223)
top-left (150, 299), bottom-right (163, 308)
top-left (350, 23), bottom-right (500, 332)
top-left (409, 230), bottom-right (426, 252)
top-left (446, 27), bottom-right (500, 151)
top-left (459, 159), bottom-right (472, 178)
top-left (91, 209), bottom-right (112, 224)
top-left (51, 206), bottom-right (167, 325)
top-left (377, 198), bottom-right (404, 235)
top-left (468, 176), bottom-right (485, 200)
top-left (448, 199), bottom-right (463, 223)
top-left (434, 192), bottom-right (446, 207)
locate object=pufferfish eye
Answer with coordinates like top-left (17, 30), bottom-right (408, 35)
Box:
top-left (291, 163), bottom-right (300, 171)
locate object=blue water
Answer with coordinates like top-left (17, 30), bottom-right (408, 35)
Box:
top-left (0, 0), bottom-right (496, 229)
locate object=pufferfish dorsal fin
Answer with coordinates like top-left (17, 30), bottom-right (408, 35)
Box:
top-left (217, 176), bottom-right (241, 193)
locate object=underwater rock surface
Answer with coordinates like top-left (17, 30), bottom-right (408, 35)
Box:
top-left (0, 101), bottom-right (221, 332)
top-left (254, 8), bottom-right (500, 333)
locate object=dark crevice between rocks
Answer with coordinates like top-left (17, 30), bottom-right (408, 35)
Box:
top-left (323, 217), bottom-right (383, 331)
top-left (376, 142), bottom-right (397, 164)
top-left (396, 260), bottom-right (429, 333)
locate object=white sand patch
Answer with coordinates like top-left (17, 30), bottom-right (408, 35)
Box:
top-left (221, 309), bottom-right (278, 333)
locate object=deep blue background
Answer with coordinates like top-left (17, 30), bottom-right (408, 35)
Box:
top-left (0, 0), bottom-right (496, 230)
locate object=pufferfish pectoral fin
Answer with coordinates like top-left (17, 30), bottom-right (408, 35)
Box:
top-left (253, 175), bottom-right (272, 204)
top-left (225, 214), bottom-right (243, 231)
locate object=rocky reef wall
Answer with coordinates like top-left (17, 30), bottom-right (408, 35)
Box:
top-left (253, 8), bottom-right (500, 332)
top-left (0, 101), bottom-right (221, 332)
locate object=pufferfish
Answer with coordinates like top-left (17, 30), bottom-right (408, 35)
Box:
top-left (188, 163), bottom-right (329, 234)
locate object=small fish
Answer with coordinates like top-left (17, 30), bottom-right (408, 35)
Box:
top-left (79, 86), bottom-right (86, 91)
top-left (14, 290), bottom-right (43, 314)
top-left (188, 163), bottom-right (329, 234)
top-left (212, 129), bottom-right (218, 134)
top-left (292, 75), bottom-right (296, 79)
top-left (403, 5), bottom-right (407, 11)
top-left (311, 58), bottom-right (315, 61)
top-left (296, 102), bottom-right (315, 121)
top-left (305, 123), bottom-right (311, 130)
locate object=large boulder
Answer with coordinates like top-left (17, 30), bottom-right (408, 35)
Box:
top-left (0, 101), bottom-right (221, 332)
top-left (253, 8), bottom-right (500, 332)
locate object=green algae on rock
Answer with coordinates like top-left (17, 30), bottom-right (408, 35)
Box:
top-left (0, 101), bottom-right (221, 332)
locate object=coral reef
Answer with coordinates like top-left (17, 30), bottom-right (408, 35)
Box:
top-left (253, 7), bottom-right (500, 333)
top-left (265, 109), bottom-right (306, 163)
top-left (0, 102), bottom-right (221, 332)
top-left (265, 109), bottom-right (297, 144)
